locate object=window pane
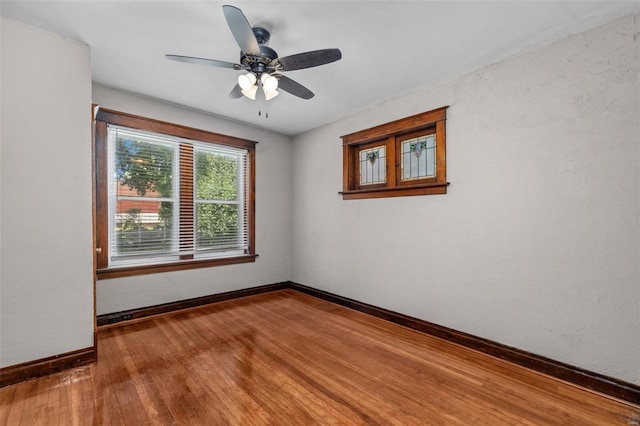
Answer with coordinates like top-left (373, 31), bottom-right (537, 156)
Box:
top-left (113, 200), bottom-right (174, 258)
top-left (111, 132), bottom-right (177, 261)
top-left (115, 137), bottom-right (174, 198)
top-left (359, 145), bottom-right (386, 185)
top-left (196, 203), bottom-right (242, 250)
top-left (401, 134), bottom-right (435, 181)
top-left (195, 147), bottom-right (245, 252)
top-left (195, 150), bottom-right (238, 201)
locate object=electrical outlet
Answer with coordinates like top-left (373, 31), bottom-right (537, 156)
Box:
top-left (108, 315), bottom-right (123, 324)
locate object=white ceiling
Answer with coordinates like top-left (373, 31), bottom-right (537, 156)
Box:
top-left (2, 1), bottom-right (639, 135)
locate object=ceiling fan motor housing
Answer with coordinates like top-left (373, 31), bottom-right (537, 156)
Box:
top-left (241, 42), bottom-right (280, 76)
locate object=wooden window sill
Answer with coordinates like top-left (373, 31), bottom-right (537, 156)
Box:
top-left (340, 182), bottom-right (449, 200)
top-left (97, 254), bottom-right (258, 279)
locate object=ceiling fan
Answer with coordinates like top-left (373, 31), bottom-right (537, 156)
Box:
top-left (166, 5), bottom-right (342, 101)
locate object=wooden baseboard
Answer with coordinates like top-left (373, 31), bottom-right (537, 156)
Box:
top-left (97, 282), bottom-right (290, 327)
top-left (289, 282), bottom-right (640, 405)
top-left (0, 346), bottom-right (95, 388)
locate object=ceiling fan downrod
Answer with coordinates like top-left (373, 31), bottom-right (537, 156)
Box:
top-left (251, 27), bottom-right (270, 46)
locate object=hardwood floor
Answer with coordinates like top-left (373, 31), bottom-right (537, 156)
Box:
top-left (2, 290), bottom-right (639, 425)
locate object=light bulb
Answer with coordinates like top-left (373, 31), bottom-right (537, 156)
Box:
top-left (260, 73), bottom-right (278, 92)
top-left (238, 73), bottom-right (256, 91)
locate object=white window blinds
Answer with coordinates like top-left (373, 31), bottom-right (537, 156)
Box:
top-left (107, 125), bottom-right (249, 266)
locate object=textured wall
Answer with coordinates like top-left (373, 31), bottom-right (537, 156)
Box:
top-left (93, 85), bottom-right (293, 315)
top-left (292, 14), bottom-right (640, 384)
top-left (1, 18), bottom-right (94, 367)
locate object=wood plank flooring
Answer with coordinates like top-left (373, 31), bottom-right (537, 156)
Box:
top-left (2, 290), bottom-right (639, 425)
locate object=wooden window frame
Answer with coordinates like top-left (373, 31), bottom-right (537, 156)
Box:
top-left (94, 108), bottom-right (257, 279)
top-left (341, 106), bottom-right (448, 200)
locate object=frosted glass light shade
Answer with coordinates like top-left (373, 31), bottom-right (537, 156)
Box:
top-left (264, 89), bottom-right (279, 101)
top-left (241, 85), bottom-right (258, 100)
top-left (238, 73), bottom-right (257, 91)
top-left (260, 73), bottom-right (278, 92)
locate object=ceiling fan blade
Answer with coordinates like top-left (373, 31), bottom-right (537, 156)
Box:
top-left (222, 5), bottom-right (261, 56)
top-left (229, 84), bottom-right (243, 99)
top-left (275, 75), bottom-right (314, 99)
top-left (166, 54), bottom-right (240, 69)
top-left (278, 49), bottom-right (342, 71)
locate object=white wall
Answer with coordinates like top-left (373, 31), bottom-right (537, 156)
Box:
top-left (92, 85), bottom-right (292, 315)
top-left (292, 13), bottom-right (640, 384)
top-left (1, 18), bottom-right (94, 367)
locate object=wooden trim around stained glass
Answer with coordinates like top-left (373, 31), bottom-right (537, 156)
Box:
top-left (341, 106), bottom-right (449, 200)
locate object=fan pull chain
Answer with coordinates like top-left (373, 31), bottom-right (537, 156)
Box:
top-left (257, 96), bottom-right (269, 119)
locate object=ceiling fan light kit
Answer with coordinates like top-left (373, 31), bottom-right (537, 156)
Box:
top-left (237, 72), bottom-right (256, 91)
top-left (166, 5), bottom-right (342, 104)
top-left (241, 84), bottom-right (258, 100)
top-left (261, 73), bottom-right (278, 92)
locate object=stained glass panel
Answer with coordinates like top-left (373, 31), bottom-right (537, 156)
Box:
top-left (401, 134), bottom-right (435, 181)
top-left (359, 145), bottom-right (386, 185)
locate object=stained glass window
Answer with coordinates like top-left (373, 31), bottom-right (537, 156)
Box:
top-left (401, 134), bottom-right (436, 181)
top-left (341, 106), bottom-right (448, 200)
top-left (359, 145), bottom-right (386, 185)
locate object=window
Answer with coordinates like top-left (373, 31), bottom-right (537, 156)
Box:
top-left (341, 106), bottom-right (448, 199)
top-left (94, 108), bottom-right (256, 279)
